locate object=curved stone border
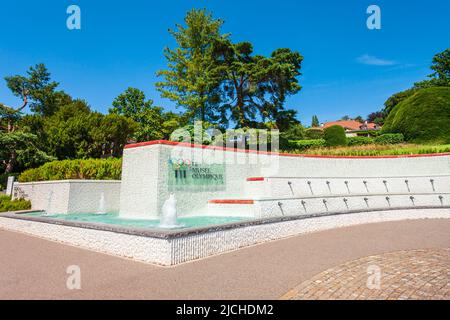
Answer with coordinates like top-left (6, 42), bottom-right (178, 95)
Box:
top-left (1, 205), bottom-right (449, 239)
top-left (1, 208), bottom-right (449, 266)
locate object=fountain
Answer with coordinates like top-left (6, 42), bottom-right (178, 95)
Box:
top-left (45, 190), bottom-right (54, 215)
top-left (159, 194), bottom-right (181, 228)
top-left (97, 192), bottom-right (107, 215)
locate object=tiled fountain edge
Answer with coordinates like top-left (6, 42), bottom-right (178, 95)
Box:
top-left (1, 208), bottom-right (449, 266)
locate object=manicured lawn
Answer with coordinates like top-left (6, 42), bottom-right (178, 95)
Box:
top-left (285, 144), bottom-right (450, 156)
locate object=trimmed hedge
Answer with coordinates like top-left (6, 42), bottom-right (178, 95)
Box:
top-left (324, 125), bottom-right (347, 147)
top-left (305, 128), bottom-right (324, 140)
top-left (381, 87), bottom-right (450, 143)
top-left (0, 195), bottom-right (31, 212)
top-left (286, 139), bottom-right (326, 151)
top-left (19, 158), bottom-right (122, 182)
top-left (347, 136), bottom-right (374, 146)
top-left (374, 133), bottom-right (404, 145)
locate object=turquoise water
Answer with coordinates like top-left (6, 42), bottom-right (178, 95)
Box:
top-left (23, 212), bottom-right (248, 229)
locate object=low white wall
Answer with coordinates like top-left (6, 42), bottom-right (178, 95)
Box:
top-left (119, 141), bottom-right (450, 219)
top-left (12, 180), bottom-right (121, 214)
top-left (1, 209), bottom-right (449, 266)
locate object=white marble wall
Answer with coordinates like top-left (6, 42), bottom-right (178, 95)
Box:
top-left (119, 141), bottom-right (450, 219)
top-left (13, 180), bottom-right (121, 214)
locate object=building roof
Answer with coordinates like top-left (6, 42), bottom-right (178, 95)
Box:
top-left (322, 120), bottom-right (380, 131)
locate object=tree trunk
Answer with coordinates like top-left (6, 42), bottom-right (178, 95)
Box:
top-left (5, 150), bottom-right (16, 174)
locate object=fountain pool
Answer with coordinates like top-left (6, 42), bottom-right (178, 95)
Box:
top-left (22, 212), bottom-right (249, 229)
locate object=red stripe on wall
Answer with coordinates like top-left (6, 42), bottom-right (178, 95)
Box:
top-left (208, 199), bottom-right (254, 204)
top-left (246, 177), bottom-right (265, 182)
top-left (124, 139), bottom-right (450, 159)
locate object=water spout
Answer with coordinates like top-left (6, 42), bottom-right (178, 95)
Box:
top-left (344, 181), bottom-right (350, 194)
top-left (159, 194), bottom-right (180, 228)
top-left (278, 202), bottom-right (284, 216)
top-left (45, 190), bottom-right (54, 215)
top-left (322, 199), bottom-right (328, 211)
top-left (307, 181), bottom-right (313, 195)
top-left (326, 181), bottom-right (331, 194)
top-left (343, 198), bottom-right (349, 210)
top-left (363, 180), bottom-right (369, 193)
top-left (287, 181), bottom-right (294, 196)
top-left (97, 192), bottom-right (107, 215)
top-left (430, 179), bottom-right (435, 192)
top-left (364, 197), bottom-right (369, 208)
top-left (301, 200), bottom-right (307, 213)
top-left (405, 180), bottom-right (410, 192)
top-left (386, 196), bottom-right (391, 207)
top-left (383, 180), bottom-right (389, 192)
top-left (438, 195), bottom-right (444, 206)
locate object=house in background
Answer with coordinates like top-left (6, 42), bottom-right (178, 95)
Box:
top-left (322, 120), bottom-right (381, 137)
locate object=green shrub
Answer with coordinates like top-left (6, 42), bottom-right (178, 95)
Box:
top-left (305, 128), bottom-right (324, 140)
top-left (374, 133), bottom-right (405, 145)
top-left (285, 139), bottom-right (326, 151)
top-left (18, 158), bottom-right (122, 182)
top-left (347, 136), bottom-right (374, 146)
top-left (355, 130), bottom-right (379, 137)
top-left (381, 87), bottom-right (450, 143)
top-left (0, 195), bottom-right (31, 212)
top-left (324, 125), bottom-right (347, 147)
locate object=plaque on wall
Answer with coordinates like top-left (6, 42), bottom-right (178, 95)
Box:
top-left (168, 158), bottom-right (225, 192)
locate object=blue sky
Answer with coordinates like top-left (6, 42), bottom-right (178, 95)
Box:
top-left (1, 0), bottom-right (449, 125)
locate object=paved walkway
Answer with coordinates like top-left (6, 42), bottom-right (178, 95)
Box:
top-left (0, 218), bottom-right (449, 299)
top-left (281, 248), bottom-right (450, 300)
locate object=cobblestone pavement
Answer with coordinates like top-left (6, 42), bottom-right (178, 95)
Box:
top-left (281, 248), bottom-right (450, 300)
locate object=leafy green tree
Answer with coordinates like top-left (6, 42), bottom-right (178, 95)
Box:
top-left (45, 101), bottom-right (137, 159)
top-left (415, 49), bottom-right (450, 88)
top-left (272, 109), bottom-right (301, 132)
top-left (311, 115), bottom-right (320, 127)
top-left (156, 9), bottom-right (224, 122)
top-left (0, 76), bottom-right (55, 173)
top-left (367, 111), bottom-right (385, 123)
top-left (110, 87), bottom-right (184, 141)
top-left (354, 115), bottom-right (364, 123)
top-left (384, 49), bottom-right (450, 117)
top-left (90, 114), bottom-right (137, 157)
top-left (0, 131), bottom-right (56, 174)
top-left (280, 123), bottom-right (305, 141)
top-left (214, 39), bottom-right (303, 128)
top-left (5, 64), bottom-right (70, 116)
